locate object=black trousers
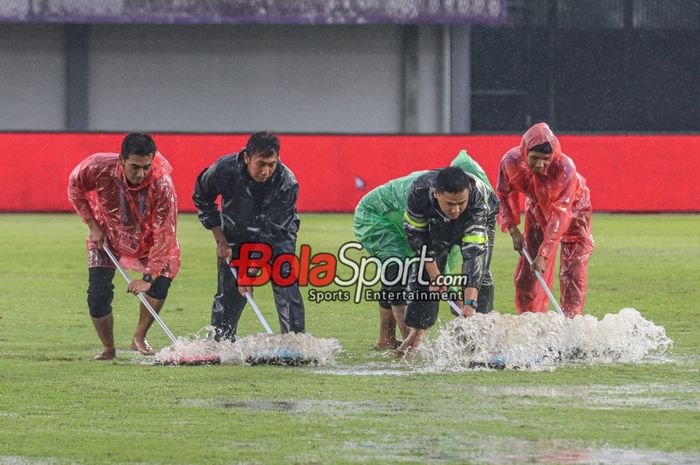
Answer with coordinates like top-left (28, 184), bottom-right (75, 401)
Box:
top-left (404, 242), bottom-right (494, 331)
top-left (377, 261), bottom-right (408, 309)
top-left (211, 242), bottom-right (305, 341)
top-left (87, 267), bottom-right (171, 318)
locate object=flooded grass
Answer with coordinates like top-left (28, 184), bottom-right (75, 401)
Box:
top-left (179, 398), bottom-right (378, 415)
top-left (5, 443), bottom-right (700, 465)
top-left (309, 361), bottom-right (411, 376)
top-left (1, 458), bottom-right (62, 465)
top-left (292, 436), bottom-right (700, 465)
top-left (1, 214), bottom-right (699, 465)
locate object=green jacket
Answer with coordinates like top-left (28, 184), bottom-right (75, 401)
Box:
top-left (353, 150), bottom-right (493, 262)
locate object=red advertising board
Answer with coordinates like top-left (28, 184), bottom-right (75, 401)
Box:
top-left (1, 132), bottom-right (698, 212)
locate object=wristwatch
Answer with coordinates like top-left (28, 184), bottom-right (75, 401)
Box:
top-left (464, 298), bottom-right (478, 308)
top-left (142, 274), bottom-right (154, 283)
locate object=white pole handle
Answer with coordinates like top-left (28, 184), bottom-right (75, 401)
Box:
top-left (521, 247), bottom-right (564, 316)
top-left (229, 265), bottom-right (274, 334)
top-left (448, 300), bottom-right (463, 317)
top-left (103, 243), bottom-right (178, 343)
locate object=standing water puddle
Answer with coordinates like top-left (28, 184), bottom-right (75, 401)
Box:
top-left (309, 361), bottom-right (410, 376)
top-left (445, 438), bottom-right (700, 465)
top-left (319, 436), bottom-right (700, 465)
top-left (178, 398), bottom-right (378, 415)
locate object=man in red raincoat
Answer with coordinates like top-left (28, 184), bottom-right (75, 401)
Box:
top-left (68, 133), bottom-right (180, 360)
top-left (497, 123), bottom-right (594, 318)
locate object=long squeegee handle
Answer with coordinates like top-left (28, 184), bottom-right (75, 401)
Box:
top-left (103, 243), bottom-right (178, 344)
top-left (521, 247), bottom-right (564, 316)
top-left (448, 300), bottom-right (463, 317)
top-left (229, 265), bottom-right (274, 334)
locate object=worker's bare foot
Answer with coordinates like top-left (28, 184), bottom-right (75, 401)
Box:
top-left (130, 337), bottom-right (155, 356)
top-left (387, 348), bottom-right (406, 358)
top-left (374, 338), bottom-right (400, 350)
top-left (93, 348), bottom-right (116, 360)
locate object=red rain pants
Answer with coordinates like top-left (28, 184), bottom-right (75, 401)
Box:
top-left (514, 210), bottom-right (593, 318)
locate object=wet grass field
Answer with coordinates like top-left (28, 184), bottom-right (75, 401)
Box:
top-left (1, 213), bottom-right (699, 465)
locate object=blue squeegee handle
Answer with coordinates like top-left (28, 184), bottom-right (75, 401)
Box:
top-left (229, 266), bottom-right (274, 334)
top-left (103, 243), bottom-right (178, 344)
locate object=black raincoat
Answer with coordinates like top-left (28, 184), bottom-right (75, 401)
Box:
top-left (193, 151), bottom-right (300, 244)
top-left (404, 170), bottom-right (499, 290)
top-left (192, 151), bottom-right (304, 340)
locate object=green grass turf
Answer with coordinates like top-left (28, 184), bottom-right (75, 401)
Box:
top-left (0, 213), bottom-right (699, 465)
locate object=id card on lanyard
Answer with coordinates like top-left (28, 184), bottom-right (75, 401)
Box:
top-left (118, 183), bottom-right (148, 255)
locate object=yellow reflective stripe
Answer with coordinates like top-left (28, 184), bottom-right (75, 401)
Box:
top-left (403, 211), bottom-right (428, 228)
top-left (463, 235), bottom-right (487, 244)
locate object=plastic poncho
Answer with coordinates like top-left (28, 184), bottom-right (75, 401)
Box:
top-left (192, 152), bottom-right (300, 246)
top-left (353, 150), bottom-right (493, 264)
top-left (496, 123), bottom-right (594, 316)
top-left (68, 152), bottom-right (181, 278)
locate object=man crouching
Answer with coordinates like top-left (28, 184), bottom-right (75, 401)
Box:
top-left (397, 166), bottom-right (499, 355)
top-left (68, 133), bottom-right (180, 360)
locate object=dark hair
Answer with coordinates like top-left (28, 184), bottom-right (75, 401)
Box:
top-left (529, 142), bottom-right (553, 154)
top-left (120, 133), bottom-right (157, 159)
top-left (435, 167), bottom-right (470, 194)
top-left (245, 131), bottom-right (280, 158)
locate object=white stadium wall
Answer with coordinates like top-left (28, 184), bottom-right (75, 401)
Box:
top-left (0, 24), bottom-right (66, 130)
top-left (1, 24), bottom-right (446, 133)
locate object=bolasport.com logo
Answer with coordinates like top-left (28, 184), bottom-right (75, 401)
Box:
top-left (229, 242), bottom-right (468, 304)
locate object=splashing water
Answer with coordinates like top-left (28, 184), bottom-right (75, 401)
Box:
top-left (416, 308), bottom-right (672, 372)
top-left (154, 327), bottom-right (341, 366)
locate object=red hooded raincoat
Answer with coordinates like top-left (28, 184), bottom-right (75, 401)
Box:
top-left (497, 123), bottom-right (594, 317)
top-left (68, 152), bottom-right (181, 278)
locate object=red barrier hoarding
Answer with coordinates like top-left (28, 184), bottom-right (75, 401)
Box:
top-left (1, 132), bottom-right (699, 212)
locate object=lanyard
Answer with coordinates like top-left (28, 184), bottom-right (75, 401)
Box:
top-left (118, 182), bottom-right (148, 225)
